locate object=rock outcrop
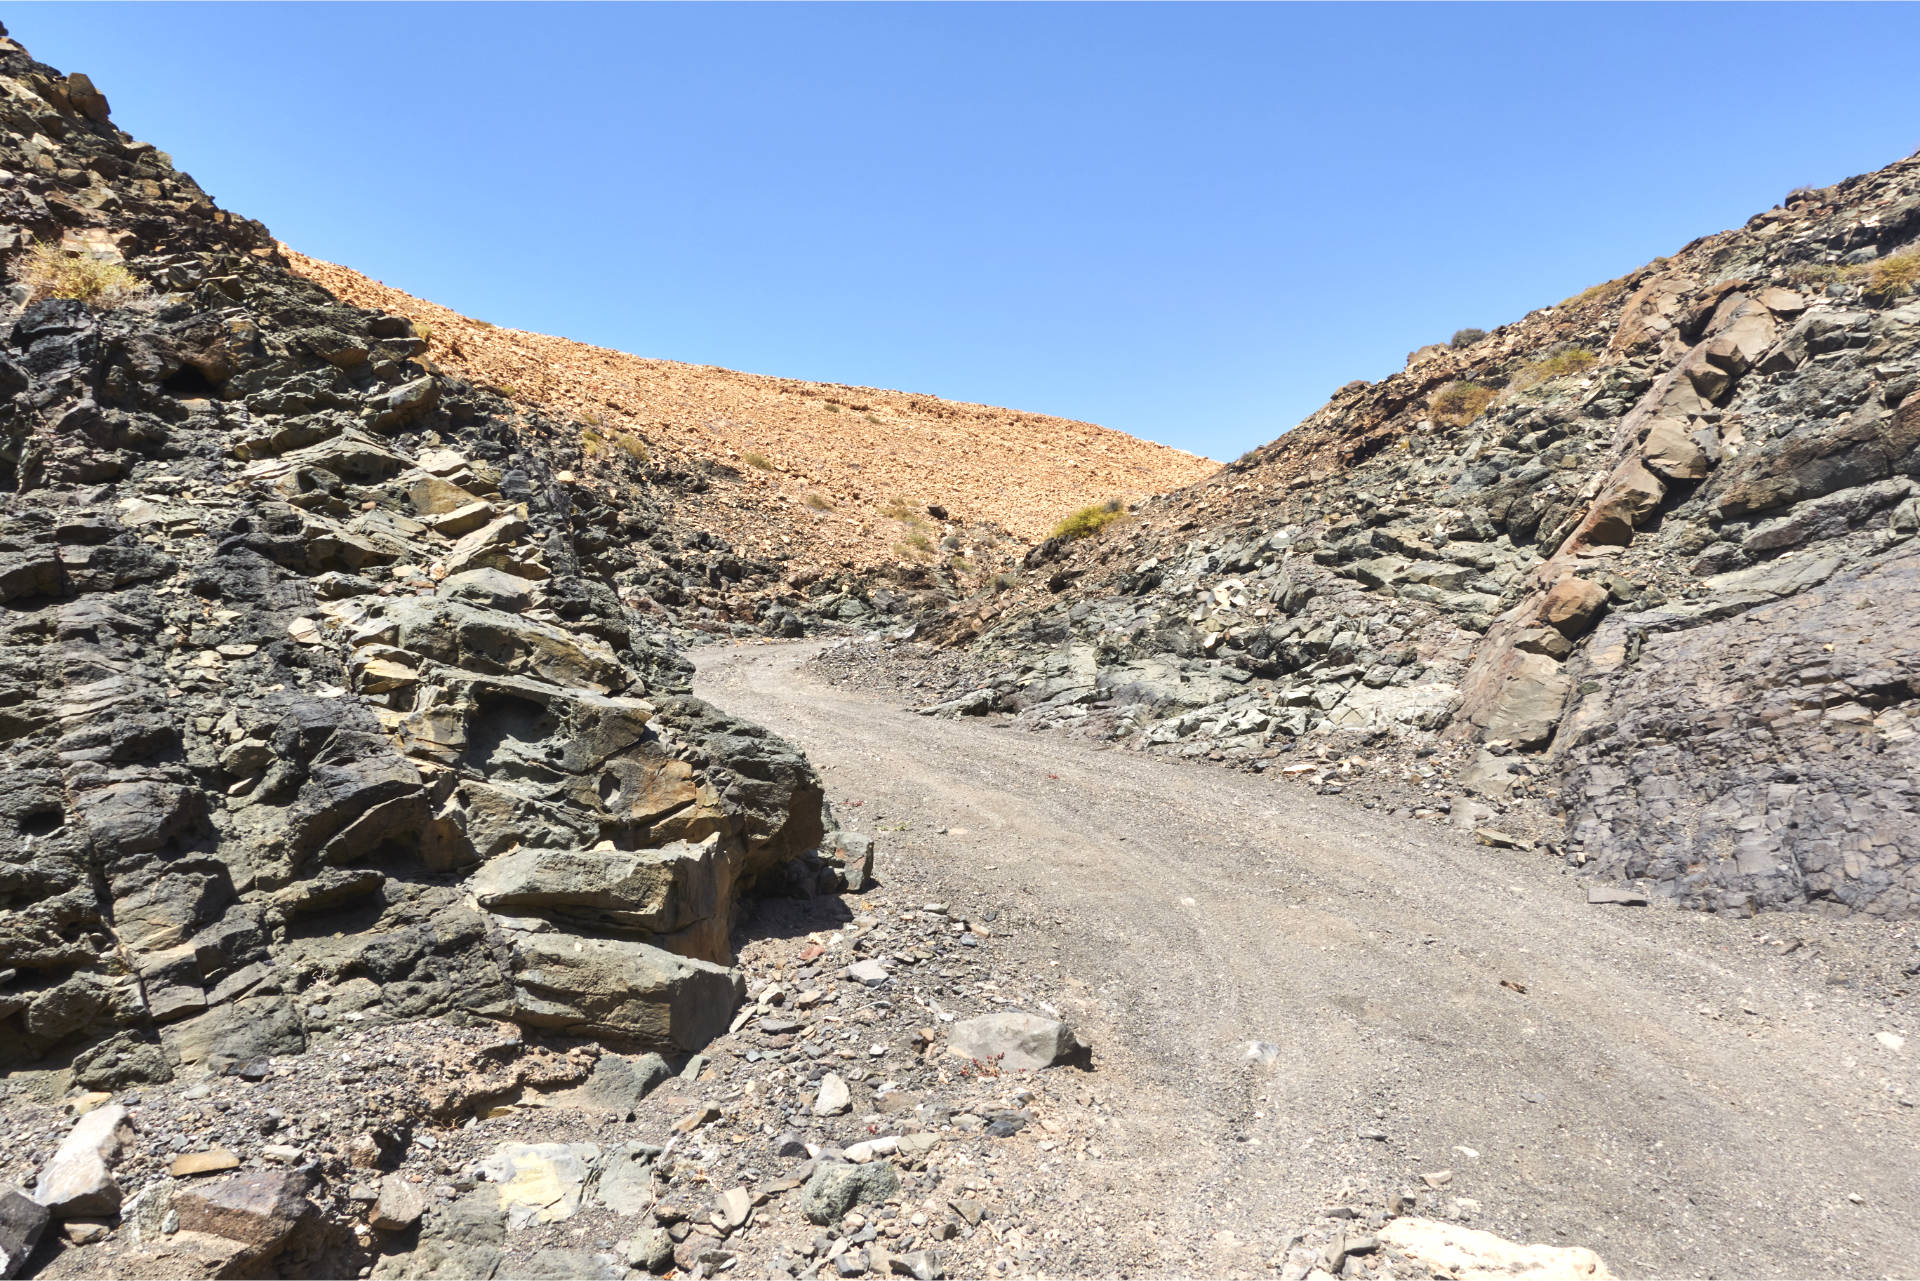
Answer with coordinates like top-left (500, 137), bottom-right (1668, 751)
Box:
top-left (0, 25), bottom-right (824, 1083)
top-left (892, 152), bottom-right (1920, 918)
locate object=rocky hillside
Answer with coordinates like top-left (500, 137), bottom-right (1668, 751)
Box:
top-left (869, 151), bottom-right (1920, 920)
top-left (0, 22), bottom-right (845, 1106)
top-left (283, 250), bottom-right (1214, 618)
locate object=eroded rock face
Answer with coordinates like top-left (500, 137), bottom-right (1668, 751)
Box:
top-left (914, 152), bottom-right (1920, 918)
top-left (0, 27), bottom-right (822, 1075)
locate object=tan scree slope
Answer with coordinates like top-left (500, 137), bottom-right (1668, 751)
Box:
top-left (285, 249), bottom-right (1215, 566)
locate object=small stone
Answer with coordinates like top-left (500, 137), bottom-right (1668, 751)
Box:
top-left (948, 1198), bottom-right (986, 1227)
top-left (800, 1163), bottom-right (900, 1226)
top-left (715, 1187), bottom-right (752, 1231)
top-left (371, 1174), bottom-right (426, 1232)
top-left (814, 1074), bottom-right (852, 1116)
top-left (848, 960), bottom-right (891, 987)
top-left (892, 1249), bottom-right (942, 1281)
top-left (60, 1219), bottom-right (109, 1246)
top-left (673, 1104), bottom-right (721, 1134)
top-left (627, 1226), bottom-right (675, 1273)
top-left (837, 1248), bottom-right (870, 1277)
top-left (169, 1149), bottom-right (240, 1178)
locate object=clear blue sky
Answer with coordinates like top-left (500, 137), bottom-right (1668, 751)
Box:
top-left (9, 4), bottom-right (1918, 460)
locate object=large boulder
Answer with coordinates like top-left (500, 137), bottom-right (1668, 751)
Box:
top-left (947, 1012), bottom-right (1079, 1071)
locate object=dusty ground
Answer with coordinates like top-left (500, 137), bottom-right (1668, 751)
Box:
top-left (284, 250), bottom-right (1215, 572)
top-left (693, 640), bottom-right (1920, 1281)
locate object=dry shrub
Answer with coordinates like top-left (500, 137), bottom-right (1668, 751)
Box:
top-left (1510, 347), bottom-right (1597, 391)
top-left (1428, 382), bottom-right (1497, 427)
top-left (1866, 248), bottom-right (1920, 298)
top-left (17, 241), bottom-right (144, 303)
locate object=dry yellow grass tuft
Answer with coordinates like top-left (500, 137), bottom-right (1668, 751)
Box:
top-left (16, 241), bottom-right (143, 303)
top-left (1428, 381), bottom-right (1497, 427)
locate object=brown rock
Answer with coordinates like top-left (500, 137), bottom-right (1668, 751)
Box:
top-left (370, 1174), bottom-right (426, 1233)
top-left (173, 1170), bottom-right (317, 1252)
top-left (1573, 459), bottom-right (1665, 547)
top-left (169, 1150), bottom-right (241, 1178)
top-left (1540, 577), bottom-right (1608, 640)
top-left (1640, 416), bottom-right (1713, 481)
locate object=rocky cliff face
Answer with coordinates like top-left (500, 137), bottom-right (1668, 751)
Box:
top-left (0, 28), bottom-right (828, 1084)
top-left (901, 152), bottom-right (1920, 919)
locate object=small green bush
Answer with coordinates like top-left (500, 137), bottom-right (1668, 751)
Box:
top-left (1051, 499), bottom-right (1126, 541)
top-left (18, 241), bottom-right (144, 303)
top-left (1427, 382), bottom-right (1497, 427)
top-left (740, 452), bottom-right (775, 471)
top-left (1449, 327), bottom-right (1487, 349)
top-left (804, 492), bottom-right (834, 511)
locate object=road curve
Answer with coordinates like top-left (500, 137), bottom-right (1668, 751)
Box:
top-left (695, 639), bottom-right (1920, 1279)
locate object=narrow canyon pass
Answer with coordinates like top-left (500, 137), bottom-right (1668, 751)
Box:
top-left (0, 21), bottom-right (1916, 1281)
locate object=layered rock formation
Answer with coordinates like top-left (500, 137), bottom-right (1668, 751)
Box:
top-left (0, 27), bottom-right (825, 1083)
top-left (908, 152), bottom-right (1920, 918)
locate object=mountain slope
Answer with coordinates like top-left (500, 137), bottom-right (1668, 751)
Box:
top-left (284, 251), bottom-right (1215, 576)
top-left (871, 151), bottom-right (1920, 919)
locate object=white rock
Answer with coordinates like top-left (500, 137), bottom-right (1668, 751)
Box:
top-left (813, 1074), bottom-right (852, 1116)
top-left (32, 1105), bottom-right (133, 1219)
top-left (1377, 1218), bottom-right (1613, 1280)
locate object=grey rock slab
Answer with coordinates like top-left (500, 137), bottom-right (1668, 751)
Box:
top-left (595, 1142), bottom-right (663, 1216)
top-left (536, 1052), bottom-right (671, 1118)
top-left (947, 1012), bottom-right (1078, 1071)
top-left (846, 959), bottom-right (891, 987)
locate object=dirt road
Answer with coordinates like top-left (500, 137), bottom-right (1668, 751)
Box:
top-left (695, 640), bottom-right (1920, 1279)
